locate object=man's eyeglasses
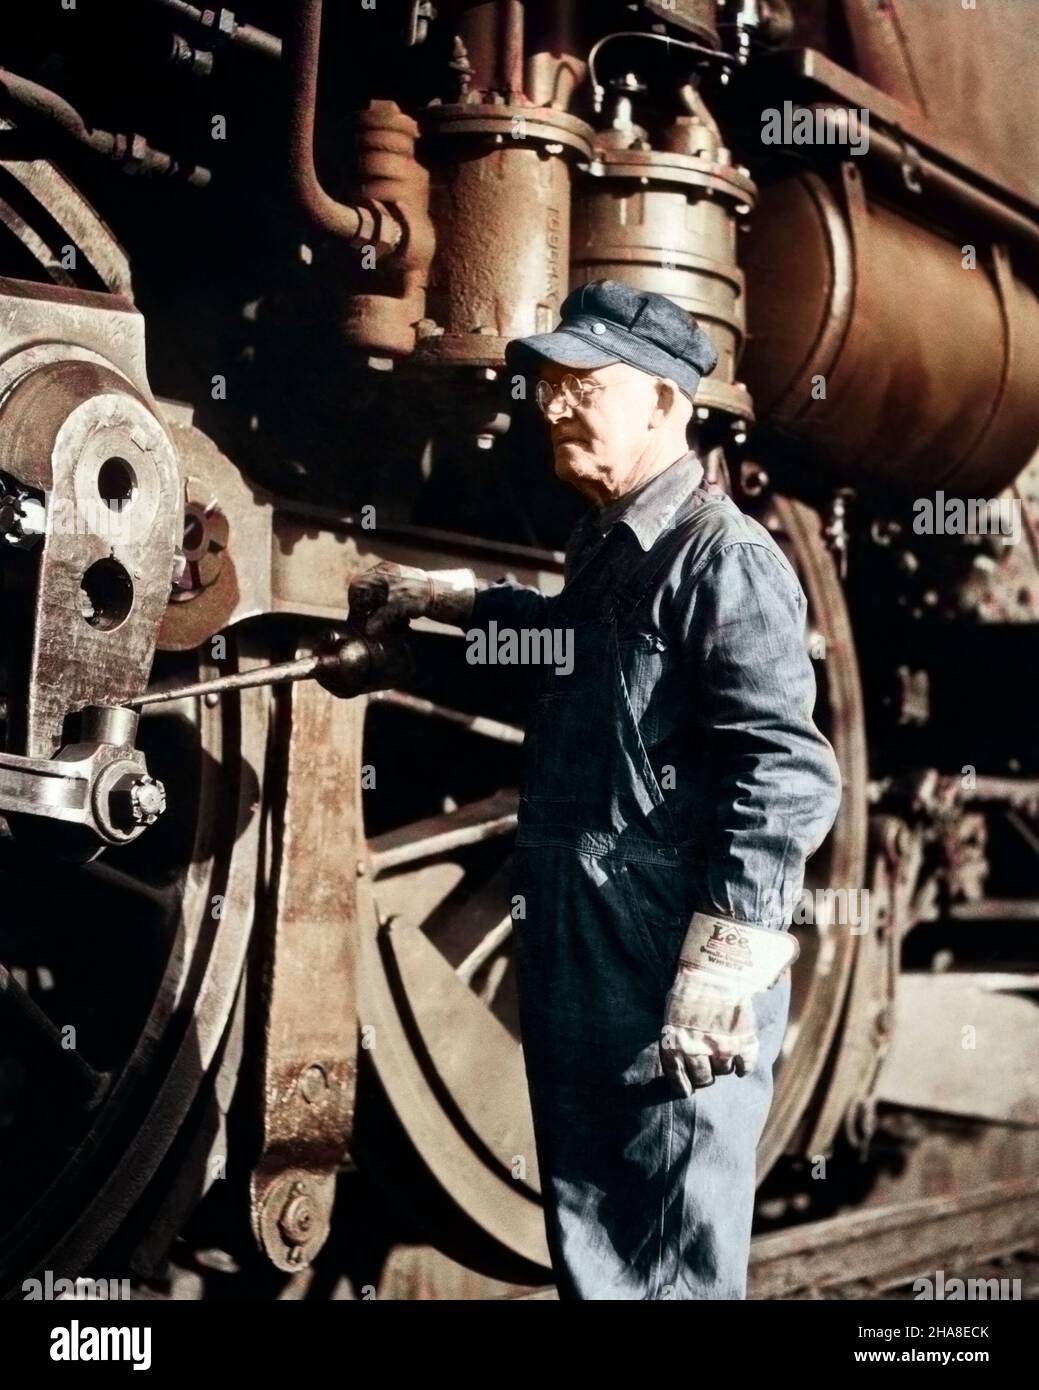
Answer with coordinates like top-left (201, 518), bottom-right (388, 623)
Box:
top-left (535, 373), bottom-right (622, 416)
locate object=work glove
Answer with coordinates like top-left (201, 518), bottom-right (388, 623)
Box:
top-left (348, 561), bottom-right (477, 635)
top-left (660, 911), bottom-right (798, 1098)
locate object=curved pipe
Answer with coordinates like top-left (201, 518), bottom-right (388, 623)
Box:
top-left (285, 0), bottom-right (402, 251)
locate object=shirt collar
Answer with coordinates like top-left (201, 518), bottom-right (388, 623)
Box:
top-left (580, 450), bottom-right (705, 553)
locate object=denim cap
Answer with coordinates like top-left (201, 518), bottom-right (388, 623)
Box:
top-left (505, 279), bottom-right (719, 402)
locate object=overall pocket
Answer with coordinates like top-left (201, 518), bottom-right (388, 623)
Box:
top-left (616, 856), bottom-right (689, 981)
top-left (617, 629), bottom-right (668, 714)
top-left (613, 626), bottom-right (681, 839)
top-left (522, 690), bottom-right (581, 803)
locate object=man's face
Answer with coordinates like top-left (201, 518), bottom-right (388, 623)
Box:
top-left (537, 360), bottom-right (663, 494)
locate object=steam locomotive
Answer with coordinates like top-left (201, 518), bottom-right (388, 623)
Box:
top-left (1, 0), bottom-right (1036, 1299)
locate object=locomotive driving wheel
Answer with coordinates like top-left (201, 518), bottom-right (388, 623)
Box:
top-left (351, 484), bottom-right (868, 1276)
top-left (0, 638), bottom-right (269, 1296)
top-left (0, 146), bottom-right (274, 1295)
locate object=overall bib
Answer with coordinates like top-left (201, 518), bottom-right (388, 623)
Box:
top-left (510, 506), bottom-right (792, 1300)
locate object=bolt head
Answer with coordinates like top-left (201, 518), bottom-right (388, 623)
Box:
top-left (278, 1191), bottom-right (316, 1246)
top-left (299, 1064), bottom-right (329, 1105)
top-left (109, 772), bottom-right (167, 829)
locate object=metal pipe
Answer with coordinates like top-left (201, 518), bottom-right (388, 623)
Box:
top-left (368, 689), bottom-right (525, 744)
top-left (524, 0), bottom-right (586, 110)
top-left (949, 899), bottom-right (1039, 921)
top-left (232, 20), bottom-right (283, 62)
top-left (962, 777), bottom-right (1039, 808)
top-left (127, 632), bottom-right (413, 707)
top-left (370, 796), bottom-right (519, 875)
top-left (805, 103), bottom-right (1039, 257)
top-left (147, 0), bottom-right (283, 60)
top-left (496, 0), bottom-right (526, 99)
top-left (128, 654), bottom-right (322, 707)
top-left (285, 0), bottom-right (402, 249)
top-left (0, 67), bottom-right (211, 186)
top-left (457, 0), bottom-right (525, 100)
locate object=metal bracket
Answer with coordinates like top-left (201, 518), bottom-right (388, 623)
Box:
top-left (0, 705), bottom-right (162, 853)
top-left (898, 135), bottom-right (924, 195)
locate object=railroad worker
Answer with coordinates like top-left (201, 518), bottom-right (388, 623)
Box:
top-left (348, 279), bottom-right (843, 1300)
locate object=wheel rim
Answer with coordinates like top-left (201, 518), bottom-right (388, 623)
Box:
top-left (0, 639), bottom-right (268, 1293)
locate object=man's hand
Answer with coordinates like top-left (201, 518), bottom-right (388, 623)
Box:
top-left (659, 911), bottom-right (798, 1098)
top-left (661, 973), bottom-right (760, 1097)
top-left (348, 561), bottom-right (476, 635)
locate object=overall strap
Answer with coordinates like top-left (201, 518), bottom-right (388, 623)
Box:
top-left (609, 486), bottom-right (731, 625)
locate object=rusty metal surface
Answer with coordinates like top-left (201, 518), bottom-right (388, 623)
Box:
top-left (524, 0), bottom-right (586, 109)
top-left (836, 0), bottom-right (1039, 209)
top-left (0, 73), bottom-right (210, 187)
top-left (876, 977), bottom-right (1039, 1126)
top-left (2, 0), bottom-right (1039, 1302)
top-left (0, 117), bottom-right (133, 295)
top-left (456, 0), bottom-right (526, 101)
top-left (269, 509), bottom-right (566, 620)
top-left (0, 284), bottom-right (180, 758)
top-left (336, 102), bottom-right (434, 356)
top-left (156, 412), bottom-right (272, 651)
top-left (573, 93), bottom-right (756, 422)
top-left (752, 494), bottom-right (868, 1173)
top-left (150, 415), bottom-right (567, 647)
top-left (419, 104), bottom-right (593, 366)
top-left (741, 166), bottom-right (1039, 494)
top-left (753, 43), bottom-right (1039, 216)
top-left (1, 644), bottom-right (270, 1291)
top-left (801, 816), bottom-right (911, 1160)
top-left (285, 0), bottom-right (402, 252)
top-left (355, 851), bottom-right (551, 1268)
top-left (248, 669), bottom-right (364, 1271)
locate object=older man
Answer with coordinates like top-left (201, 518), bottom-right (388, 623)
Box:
top-left (349, 280), bottom-right (842, 1300)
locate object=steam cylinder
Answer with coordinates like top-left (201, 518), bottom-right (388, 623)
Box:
top-left (739, 169), bottom-right (1039, 494)
top-left (417, 105), bottom-right (594, 368)
top-left (571, 110), bottom-right (757, 423)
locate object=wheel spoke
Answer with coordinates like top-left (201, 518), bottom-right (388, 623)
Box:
top-left (368, 791), bottom-right (517, 875)
top-left (368, 690), bottom-right (524, 745)
top-left (455, 914), bottom-right (513, 986)
top-left (0, 964), bottom-right (108, 1110)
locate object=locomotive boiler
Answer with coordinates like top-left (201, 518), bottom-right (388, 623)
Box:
top-left (1, 0), bottom-right (1037, 1300)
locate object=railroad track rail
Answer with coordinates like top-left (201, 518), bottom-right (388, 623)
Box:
top-left (750, 1176), bottom-right (1039, 1299)
top-left (501, 1176), bottom-right (1039, 1300)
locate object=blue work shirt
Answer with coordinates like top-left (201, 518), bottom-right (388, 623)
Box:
top-left (469, 448), bottom-right (842, 932)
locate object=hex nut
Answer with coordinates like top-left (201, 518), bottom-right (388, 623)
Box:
top-left (109, 772), bottom-right (167, 829)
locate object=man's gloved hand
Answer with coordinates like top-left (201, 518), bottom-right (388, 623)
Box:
top-left (661, 976), bottom-right (761, 1097)
top-left (348, 561), bottom-right (476, 635)
top-left (660, 911), bottom-right (799, 1099)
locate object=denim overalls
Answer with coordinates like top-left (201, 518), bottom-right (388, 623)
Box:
top-left (468, 458), bottom-right (841, 1299)
top-left (501, 486), bottom-right (789, 1299)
